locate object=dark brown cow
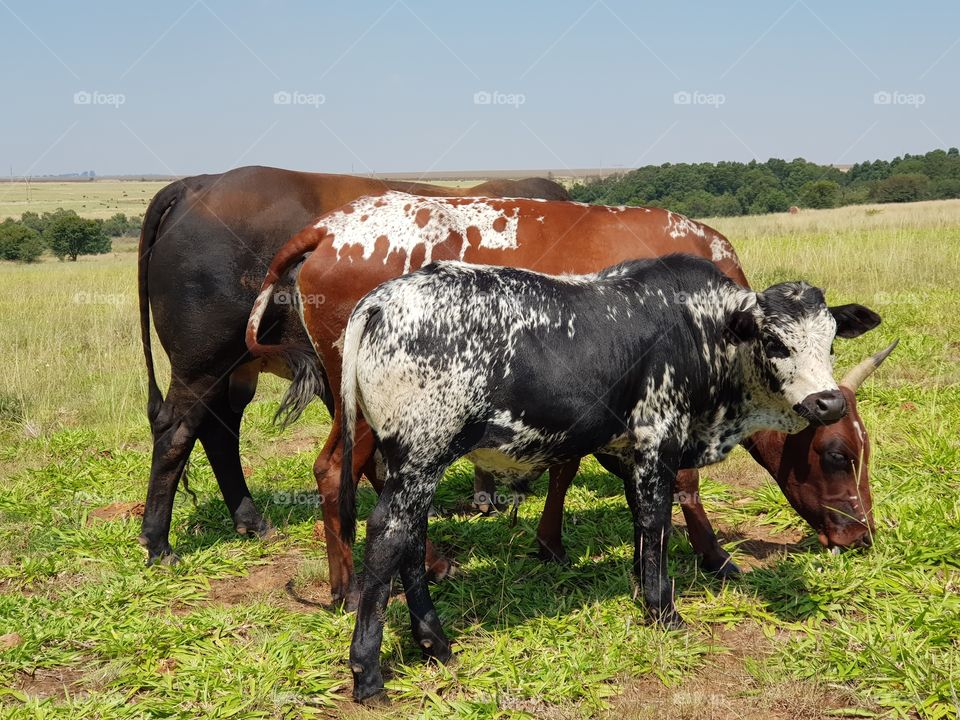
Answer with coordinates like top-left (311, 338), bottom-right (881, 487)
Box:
top-left (246, 192), bottom-right (892, 607)
top-left (137, 167), bottom-right (569, 565)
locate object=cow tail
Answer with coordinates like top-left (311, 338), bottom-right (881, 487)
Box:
top-left (338, 300), bottom-right (377, 547)
top-left (244, 225), bottom-right (328, 428)
top-left (139, 180), bottom-right (183, 426)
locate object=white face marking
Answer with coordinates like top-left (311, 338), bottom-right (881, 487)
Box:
top-left (853, 419), bottom-right (864, 443)
top-left (767, 311), bottom-right (840, 407)
top-left (315, 192), bottom-right (520, 273)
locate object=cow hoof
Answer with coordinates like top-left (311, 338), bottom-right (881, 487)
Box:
top-left (146, 549), bottom-right (179, 567)
top-left (141, 537), bottom-right (178, 567)
top-left (352, 671), bottom-right (386, 704)
top-left (237, 519), bottom-right (275, 540)
top-left (331, 590), bottom-right (360, 613)
top-left (536, 544), bottom-right (569, 564)
top-left (233, 498), bottom-right (268, 538)
top-left (426, 557), bottom-right (453, 582)
top-left (702, 555), bottom-right (741, 579)
top-left (356, 688), bottom-right (388, 706)
top-left (420, 637), bottom-right (453, 665)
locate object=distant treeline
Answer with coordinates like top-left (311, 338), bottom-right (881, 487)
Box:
top-left (569, 148), bottom-right (960, 217)
top-left (0, 210), bottom-right (142, 263)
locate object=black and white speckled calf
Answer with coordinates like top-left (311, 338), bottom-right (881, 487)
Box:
top-left (337, 253), bottom-right (879, 701)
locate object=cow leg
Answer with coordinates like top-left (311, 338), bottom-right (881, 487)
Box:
top-left (535, 460), bottom-right (578, 562)
top-left (473, 467), bottom-right (497, 514)
top-left (350, 462), bottom-right (450, 702)
top-left (676, 469), bottom-right (740, 578)
top-left (362, 449), bottom-right (453, 582)
top-left (313, 414), bottom-right (362, 609)
top-left (623, 449), bottom-right (683, 628)
top-left (316, 415), bottom-right (453, 610)
top-left (139, 384), bottom-right (207, 565)
top-left (197, 392), bottom-right (271, 538)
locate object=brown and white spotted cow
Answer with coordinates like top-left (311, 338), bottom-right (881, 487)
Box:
top-left (245, 192), bottom-right (892, 607)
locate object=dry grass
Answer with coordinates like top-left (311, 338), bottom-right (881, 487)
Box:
top-left (0, 180), bottom-right (167, 221)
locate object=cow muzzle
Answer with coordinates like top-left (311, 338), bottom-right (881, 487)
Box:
top-left (794, 389), bottom-right (848, 426)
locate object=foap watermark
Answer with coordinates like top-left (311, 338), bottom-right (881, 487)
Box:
top-left (73, 90), bottom-right (126, 108)
top-left (873, 290), bottom-right (928, 306)
top-left (273, 90), bottom-right (325, 108)
top-left (474, 490), bottom-right (526, 508)
top-left (473, 90), bottom-right (526, 108)
top-left (673, 90), bottom-right (725, 108)
top-left (271, 491), bottom-right (323, 508)
top-left (873, 90), bottom-right (925, 108)
top-left (73, 291), bottom-right (128, 306)
top-left (273, 290), bottom-right (325, 307)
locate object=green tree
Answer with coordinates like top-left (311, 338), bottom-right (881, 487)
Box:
top-left (748, 188), bottom-right (791, 215)
top-left (676, 190), bottom-right (716, 218)
top-left (101, 213), bottom-right (134, 237)
top-left (710, 194), bottom-right (743, 216)
top-left (0, 220), bottom-right (44, 262)
top-left (870, 174), bottom-right (931, 203)
top-left (48, 215), bottom-right (111, 261)
top-left (799, 180), bottom-right (842, 209)
top-left (19, 211), bottom-right (46, 235)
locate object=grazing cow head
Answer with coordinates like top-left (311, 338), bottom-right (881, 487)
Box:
top-left (729, 282), bottom-right (881, 433)
top-left (745, 341), bottom-right (897, 549)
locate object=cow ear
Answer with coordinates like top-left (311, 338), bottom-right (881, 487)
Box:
top-left (726, 309), bottom-right (758, 344)
top-left (830, 304), bottom-right (881, 339)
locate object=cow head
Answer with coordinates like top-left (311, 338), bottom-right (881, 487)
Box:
top-left (728, 282), bottom-right (881, 433)
top-left (744, 341), bottom-right (896, 549)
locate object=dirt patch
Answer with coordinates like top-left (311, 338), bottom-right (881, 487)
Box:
top-left (13, 666), bottom-right (89, 701)
top-left (723, 524), bottom-right (807, 572)
top-left (86, 501), bottom-right (144, 524)
top-left (0, 632), bottom-right (22, 651)
top-left (606, 624), bottom-right (868, 720)
top-left (701, 450), bottom-right (769, 495)
top-left (206, 551), bottom-right (332, 612)
top-left (266, 426), bottom-right (324, 460)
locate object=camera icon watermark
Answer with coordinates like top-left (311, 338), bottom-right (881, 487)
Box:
top-left (273, 90), bottom-right (325, 108)
top-left (873, 90), bottom-right (925, 108)
top-left (73, 90), bottom-right (126, 108)
top-left (673, 90), bottom-right (725, 108)
top-left (473, 90), bottom-right (526, 108)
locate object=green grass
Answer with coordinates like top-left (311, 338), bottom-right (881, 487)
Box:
top-left (1, 200), bottom-right (959, 718)
top-left (0, 181), bottom-right (166, 221)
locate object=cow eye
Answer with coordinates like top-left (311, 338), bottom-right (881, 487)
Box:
top-left (763, 335), bottom-right (790, 358)
top-left (824, 450), bottom-right (852, 469)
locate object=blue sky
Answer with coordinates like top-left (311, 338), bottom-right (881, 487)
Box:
top-left (1, 0), bottom-right (957, 176)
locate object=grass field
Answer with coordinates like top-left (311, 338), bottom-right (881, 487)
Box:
top-left (0, 178), bottom-right (486, 222)
top-left (0, 199), bottom-right (958, 719)
top-left (0, 181), bottom-right (168, 221)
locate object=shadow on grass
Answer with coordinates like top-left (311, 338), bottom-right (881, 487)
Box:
top-left (173, 462), bottom-right (826, 628)
top-left (174, 486), bottom-right (334, 556)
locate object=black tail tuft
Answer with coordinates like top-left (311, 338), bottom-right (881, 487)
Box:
top-left (273, 347), bottom-right (325, 428)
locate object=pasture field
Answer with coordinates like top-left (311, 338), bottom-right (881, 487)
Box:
top-left (0, 178), bottom-right (487, 222)
top-left (0, 199), bottom-right (958, 719)
top-left (0, 181), bottom-right (168, 221)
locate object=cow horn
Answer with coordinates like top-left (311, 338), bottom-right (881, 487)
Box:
top-left (840, 339), bottom-right (899, 391)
